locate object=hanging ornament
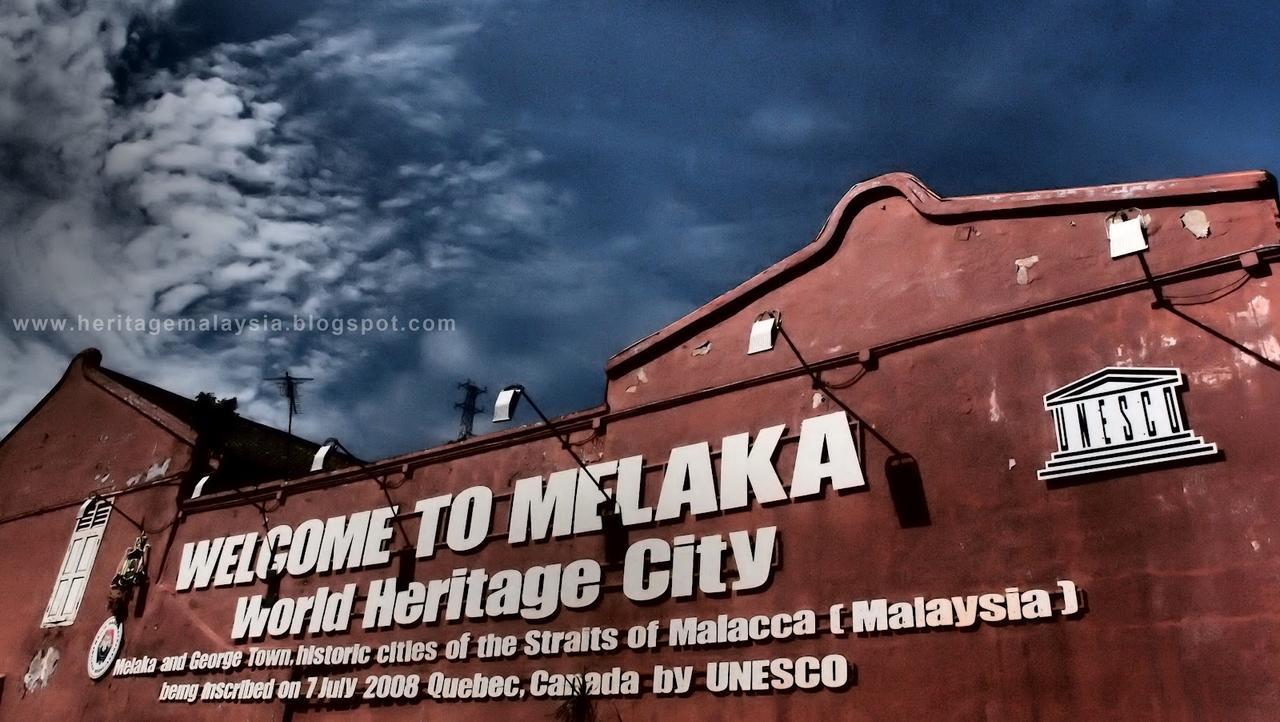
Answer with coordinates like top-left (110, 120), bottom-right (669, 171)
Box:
top-left (107, 534), bottom-right (150, 616)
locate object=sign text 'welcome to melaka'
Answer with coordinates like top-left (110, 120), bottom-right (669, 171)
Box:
top-left (178, 411), bottom-right (865, 639)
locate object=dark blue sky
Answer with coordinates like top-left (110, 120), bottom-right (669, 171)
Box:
top-left (2, 0), bottom-right (1278, 458)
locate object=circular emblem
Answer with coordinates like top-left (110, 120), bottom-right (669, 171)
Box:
top-left (87, 617), bottom-right (123, 680)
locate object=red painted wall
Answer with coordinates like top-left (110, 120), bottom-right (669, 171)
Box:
top-left (3, 172), bottom-right (1279, 721)
top-left (0, 353), bottom-right (192, 517)
top-left (0, 355), bottom-right (192, 717)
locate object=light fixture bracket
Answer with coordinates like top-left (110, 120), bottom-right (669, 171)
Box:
top-left (747, 311), bottom-right (782, 355)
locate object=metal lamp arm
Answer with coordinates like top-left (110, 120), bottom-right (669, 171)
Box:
top-left (516, 389), bottom-right (615, 509)
top-left (89, 494), bottom-right (145, 533)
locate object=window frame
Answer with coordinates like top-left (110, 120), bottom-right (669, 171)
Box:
top-left (41, 497), bottom-right (112, 627)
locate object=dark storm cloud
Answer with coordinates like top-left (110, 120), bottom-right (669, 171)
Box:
top-left (2, 0), bottom-right (1278, 458)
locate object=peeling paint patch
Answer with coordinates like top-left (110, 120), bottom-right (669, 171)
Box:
top-left (811, 391), bottom-right (824, 409)
top-left (1111, 346), bottom-right (1137, 366)
top-left (692, 341), bottom-right (712, 356)
top-left (636, 368), bottom-right (649, 384)
top-left (1161, 335), bottom-right (1178, 348)
top-left (1014, 255), bottom-right (1039, 285)
top-left (1180, 210), bottom-right (1211, 238)
top-left (1263, 336), bottom-right (1280, 362)
top-left (1008, 458), bottom-right (1016, 470)
top-left (987, 388), bottom-right (1003, 422)
top-left (1192, 367), bottom-right (1234, 386)
top-left (1249, 295), bottom-right (1270, 321)
top-left (1234, 295), bottom-right (1271, 327)
top-left (125, 474), bottom-right (142, 487)
top-left (1245, 335), bottom-right (1280, 363)
top-left (624, 385), bottom-right (638, 394)
top-left (24, 647), bottom-right (59, 691)
top-left (145, 457), bottom-right (171, 482)
top-left (1251, 540), bottom-right (1262, 552)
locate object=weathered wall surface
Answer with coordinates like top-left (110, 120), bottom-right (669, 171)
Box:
top-left (0, 352), bottom-right (192, 716)
top-left (3, 172), bottom-right (1279, 721)
top-left (0, 352), bottom-right (192, 516)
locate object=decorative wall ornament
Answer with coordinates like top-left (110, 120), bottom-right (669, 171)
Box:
top-left (107, 534), bottom-right (150, 616)
top-left (87, 616), bottom-right (123, 680)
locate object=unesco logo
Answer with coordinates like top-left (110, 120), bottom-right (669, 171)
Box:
top-left (1039, 367), bottom-right (1219, 481)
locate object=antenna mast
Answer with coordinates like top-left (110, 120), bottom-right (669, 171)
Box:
top-left (454, 379), bottom-right (487, 441)
top-left (265, 370), bottom-right (314, 435)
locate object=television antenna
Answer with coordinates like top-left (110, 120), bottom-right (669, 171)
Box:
top-left (265, 370), bottom-right (313, 435)
top-left (454, 379), bottom-right (487, 440)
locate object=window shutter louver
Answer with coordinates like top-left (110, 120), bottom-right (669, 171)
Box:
top-left (41, 498), bottom-right (111, 627)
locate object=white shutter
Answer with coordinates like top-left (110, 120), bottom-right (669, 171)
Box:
top-left (41, 499), bottom-right (111, 627)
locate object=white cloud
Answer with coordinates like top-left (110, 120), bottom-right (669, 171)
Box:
top-left (0, 0), bottom-right (568, 452)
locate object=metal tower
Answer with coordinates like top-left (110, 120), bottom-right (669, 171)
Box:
top-left (454, 379), bottom-right (487, 440)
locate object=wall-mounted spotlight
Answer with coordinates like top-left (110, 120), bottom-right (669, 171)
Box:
top-left (492, 385), bottom-right (525, 423)
top-left (190, 475), bottom-right (212, 500)
top-left (1107, 209), bottom-right (1148, 259)
top-left (310, 440), bottom-right (336, 472)
top-left (747, 311), bottom-right (781, 355)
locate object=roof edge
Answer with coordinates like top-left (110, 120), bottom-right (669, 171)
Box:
top-left (606, 169), bottom-right (1274, 376)
top-left (0, 346), bottom-right (198, 453)
top-left (0, 349), bottom-right (96, 453)
top-left (82, 357), bottom-right (200, 446)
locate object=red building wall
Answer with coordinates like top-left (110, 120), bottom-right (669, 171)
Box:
top-left (0, 353), bottom-right (193, 717)
top-left (3, 171), bottom-right (1279, 721)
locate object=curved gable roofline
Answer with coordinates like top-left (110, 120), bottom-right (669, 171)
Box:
top-left (0, 349), bottom-right (91, 453)
top-left (0, 347), bottom-right (196, 453)
top-left (606, 169), bottom-right (1274, 377)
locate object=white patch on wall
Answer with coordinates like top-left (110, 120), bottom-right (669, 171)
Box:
top-left (1180, 210), bottom-right (1211, 238)
top-left (987, 388), bottom-right (1003, 422)
top-left (1251, 336), bottom-right (1280, 364)
top-left (144, 457), bottom-right (172, 482)
top-left (1235, 351), bottom-right (1259, 367)
top-left (24, 647), bottom-right (59, 691)
top-left (1014, 255), bottom-right (1039, 285)
top-left (1248, 295), bottom-right (1270, 320)
top-left (1191, 367), bottom-right (1234, 386)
